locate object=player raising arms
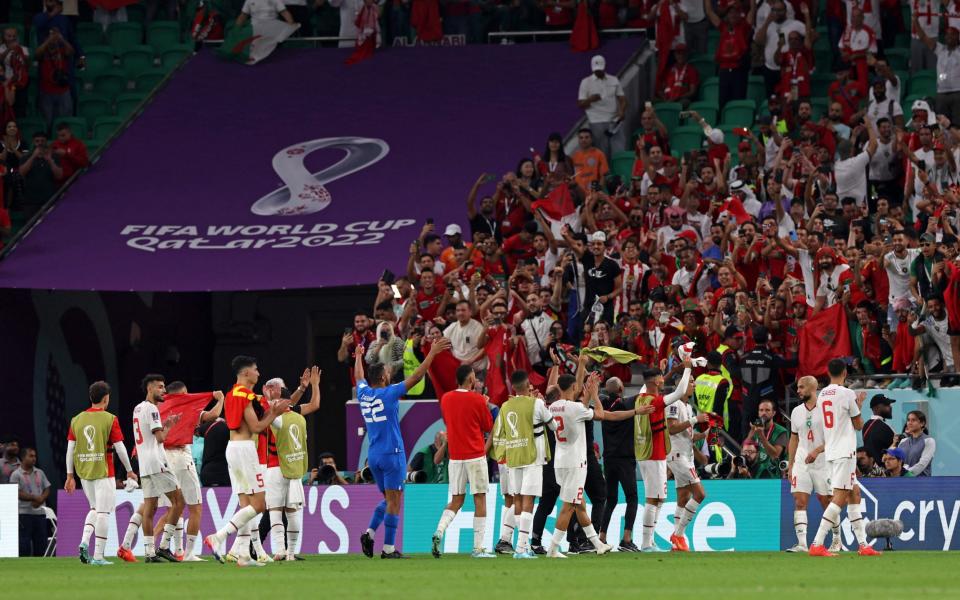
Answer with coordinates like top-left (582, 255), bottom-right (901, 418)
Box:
top-left (432, 365), bottom-right (494, 559)
top-left (635, 355), bottom-right (693, 552)
top-left (357, 337), bottom-right (450, 559)
top-left (65, 381), bottom-right (138, 566)
top-left (204, 356), bottom-right (290, 566)
top-left (547, 371), bottom-right (643, 558)
top-left (809, 359), bottom-right (881, 557)
top-left (786, 376), bottom-right (838, 553)
top-left (665, 385), bottom-right (709, 552)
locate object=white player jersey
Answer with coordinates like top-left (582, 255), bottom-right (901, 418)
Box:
top-left (790, 402), bottom-right (826, 468)
top-left (816, 384), bottom-right (860, 461)
top-left (549, 399), bottom-right (593, 469)
top-left (666, 401), bottom-right (695, 462)
top-left (133, 400), bottom-right (169, 476)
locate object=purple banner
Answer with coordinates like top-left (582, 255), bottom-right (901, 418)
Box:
top-left (56, 485), bottom-right (399, 556)
top-left (0, 41), bottom-right (637, 291)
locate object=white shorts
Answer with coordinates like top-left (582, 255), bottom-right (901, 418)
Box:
top-left (265, 466), bottom-right (306, 509)
top-left (828, 457), bottom-right (858, 491)
top-left (668, 455), bottom-right (700, 488)
top-left (81, 477), bottom-right (116, 513)
top-left (498, 464), bottom-right (513, 496)
top-left (639, 460), bottom-right (668, 500)
top-left (791, 461), bottom-right (831, 496)
top-left (226, 440), bottom-right (265, 495)
top-left (160, 448), bottom-right (202, 506)
top-left (449, 457), bottom-right (489, 496)
top-left (509, 465), bottom-right (543, 497)
top-left (141, 470), bottom-right (179, 499)
top-left (555, 465), bottom-right (587, 505)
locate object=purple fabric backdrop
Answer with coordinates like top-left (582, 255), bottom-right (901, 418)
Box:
top-left (56, 485), bottom-right (398, 556)
top-left (0, 41), bottom-right (637, 291)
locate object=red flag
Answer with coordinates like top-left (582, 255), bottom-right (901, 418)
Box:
top-left (655, 0), bottom-right (678, 89)
top-left (570, 1), bottom-right (599, 52)
top-left (508, 343), bottom-right (546, 392)
top-left (798, 304), bottom-right (852, 376)
top-left (411, 0), bottom-right (443, 42)
top-left (345, 37), bottom-right (375, 65)
top-left (346, 3), bottom-right (379, 65)
top-left (532, 184), bottom-right (576, 222)
top-left (719, 196), bottom-right (752, 224)
top-left (484, 327), bottom-right (511, 406)
top-left (427, 349), bottom-right (460, 400)
top-left (159, 392), bottom-right (214, 447)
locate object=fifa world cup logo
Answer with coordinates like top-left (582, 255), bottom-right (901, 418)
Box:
top-left (83, 425), bottom-right (96, 452)
top-left (506, 412), bottom-right (520, 439)
top-left (289, 424), bottom-right (303, 451)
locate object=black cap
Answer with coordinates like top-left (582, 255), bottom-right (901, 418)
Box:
top-left (723, 325), bottom-right (744, 339)
top-left (705, 351), bottom-right (723, 366)
top-left (869, 394), bottom-right (896, 408)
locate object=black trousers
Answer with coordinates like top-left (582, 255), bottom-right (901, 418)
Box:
top-left (600, 456), bottom-right (638, 537)
top-left (531, 460), bottom-right (560, 543)
top-left (286, 5), bottom-right (314, 37)
top-left (19, 514), bottom-right (49, 557)
top-left (719, 65), bottom-right (749, 110)
top-left (728, 399), bottom-right (744, 442)
top-left (567, 455), bottom-right (605, 544)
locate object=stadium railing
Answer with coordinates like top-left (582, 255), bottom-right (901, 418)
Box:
top-left (487, 28), bottom-right (648, 44)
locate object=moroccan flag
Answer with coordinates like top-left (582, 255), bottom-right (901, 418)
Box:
top-left (570, 0), bottom-right (599, 53)
top-left (484, 327), bottom-right (512, 406)
top-left (427, 348), bottom-right (460, 400)
top-left (217, 19), bottom-right (299, 65)
top-left (719, 196), bottom-right (752, 224)
top-left (532, 184), bottom-right (578, 239)
top-left (159, 392), bottom-right (215, 446)
top-left (655, 0), bottom-right (678, 90)
top-left (410, 0), bottom-right (443, 42)
top-left (508, 343), bottom-right (546, 391)
top-left (798, 304), bottom-right (852, 376)
top-left (345, 37), bottom-right (375, 65)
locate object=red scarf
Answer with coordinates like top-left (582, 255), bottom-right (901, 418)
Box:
top-left (159, 393), bottom-right (214, 447)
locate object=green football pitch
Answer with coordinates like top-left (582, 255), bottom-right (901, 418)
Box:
top-left (3, 552), bottom-right (959, 599)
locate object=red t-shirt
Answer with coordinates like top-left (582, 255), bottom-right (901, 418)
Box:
top-left (663, 63), bottom-right (699, 101)
top-left (502, 233), bottom-right (535, 272)
top-left (0, 207), bottom-right (10, 250)
top-left (38, 47), bottom-right (70, 95)
top-left (716, 21), bottom-right (751, 69)
top-left (67, 407), bottom-right (124, 477)
top-left (860, 257), bottom-right (889, 307)
top-left (225, 384), bottom-right (255, 430)
top-left (778, 48), bottom-right (813, 98)
top-left (51, 138), bottom-right (89, 182)
top-left (440, 389), bottom-right (493, 460)
top-left (416, 286), bottom-right (445, 322)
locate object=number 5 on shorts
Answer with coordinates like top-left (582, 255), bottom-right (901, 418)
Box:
top-left (256, 473), bottom-right (264, 487)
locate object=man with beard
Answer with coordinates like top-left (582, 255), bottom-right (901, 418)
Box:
top-left (861, 394), bottom-right (896, 465)
top-left (572, 231), bottom-right (621, 325)
top-left (467, 175), bottom-right (501, 243)
top-left (910, 295), bottom-right (955, 373)
top-left (813, 246), bottom-right (854, 313)
top-left (883, 230), bottom-right (919, 322)
top-left (337, 311), bottom-right (377, 385)
top-left (671, 246), bottom-right (711, 299)
top-left (910, 233), bottom-right (946, 303)
top-left (755, 0), bottom-right (807, 95)
top-left (733, 221), bottom-right (762, 291)
top-left (865, 76), bottom-right (904, 127)
top-left (867, 117), bottom-right (903, 207)
top-left (657, 206), bottom-right (698, 252)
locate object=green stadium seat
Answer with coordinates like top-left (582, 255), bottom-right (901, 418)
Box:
top-left (813, 35), bottom-right (829, 53)
top-left (810, 97), bottom-right (829, 121)
top-left (700, 77), bottom-right (719, 106)
top-left (16, 116), bottom-right (47, 137)
top-left (610, 150), bottom-right (636, 180)
top-left (747, 76), bottom-right (766, 108)
top-left (885, 48), bottom-right (910, 71)
top-left (134, 68), bottom-right (168, 92)
top-left (814, 49), bottom-right (833, 73)
top-left (811, 73), bottom-right (835, 98)
top-left (126, 4), bottom-right (146, 22)
top-left (82, 45), bottom-right (115, 77)
top-left (107, 22), bottom-right (143, 50)
top-left (77, 22), bottom-right (104, 48)
top-left (85, 139), bottom-right (103, 155)
top-left (893, 70), bottom-right (910, 99)
top-left (908, 71), bottom-right (937, 98)
top-left (706, 30), bottom-right (720, 56)
top-left (115, 92), bottom-right (146, 115)
top-left (93, 71), bottom-right (129, 97)
top-left (78, 94), bottom-right (114, 128)
top-left (53, 116), bottom-right (89, 138)
top-left (120, 45), bottom-right (156, 78)
top-left (160, 47), bottom-right (192, 71)
top-left (147, 21), bottom-right (181, 50)
top-left (685, 101), bottom-right (717, 126)
top-left (93, 116), bottom-right (125, 140)
top-left (652, 101), bottom-right (682, 132)
top-left (688, 55), bottom-right (715, 79)
top-left (670, 126), bottom-right (703, 154)
top-left (720, 99), bottom-right (755, 128)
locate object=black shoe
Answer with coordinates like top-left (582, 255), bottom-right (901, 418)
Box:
top-left (145, 555), bottom-right (164, 563)
top-left (294, 555), bottom-right (305, 561)
top-left (155, 547), bottom-right (179, 563)
top-left (360, 532), bottom-right (374, 558)
top-left (619, 540), bottom-right (640, 552)
top-left (531, 543), bottom-right (547, 556)
top-left (572, 541), bottom-right (595, 554)
top-left (566, 542), bottom-right (581, 555)
top-left (381, 550), bottom-right (409, 559)
top-left (494, 540), bottom-right (514, 555)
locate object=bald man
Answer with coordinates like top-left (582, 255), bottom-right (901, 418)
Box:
top-left (786, 376), bottom-right (839, 553)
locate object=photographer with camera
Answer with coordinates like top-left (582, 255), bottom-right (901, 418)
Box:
top-left (407, 430), bottom-right (448, 484)
top-left (308, 452), bottom-right (349, 486)
top-left (743, 399), bottom-right (788, 479)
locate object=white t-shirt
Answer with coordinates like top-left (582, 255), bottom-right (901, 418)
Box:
top-left (921, 313), bottom-right (954, 369)
top-left (133, 400), bottom-right (169, 476)
top-left (521, 312), bottom-right (555, 366)
top-left (798, 248), bottom-right (815, 306)
top-left (756, 0), bottom-right (795, 25)
top-left (550, 399), bottom-right (594, 468)
top-left (241, 0), bottom-right (286, 20)
top-left (868, 138), bottom-right (898, 182)
top-left (763, 20), bottom-right (806, 70)
top-left (883, 248), bottom-right (919, 305)
top-left (671, 264), bottom-right (711, 297)
top-left (790, 401), bottom-right (826, 468)
top-left (666, 400), bottom-right (695, 463)
top-left (834, 151), bottom-right (871, 206)
top-left (866, 97), bottom-right (903, 125)
top-left (578, 73), bottom-right (625, 124)
top-left (443, 319), bottom-right (485, 363)
top-left (817, 384), bottom-right (861, 461)
top-left (816, 263), bottom-right (852, 307)
top-left (935, 43), bottom-right (960, 94)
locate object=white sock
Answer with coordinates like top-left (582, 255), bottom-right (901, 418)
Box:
top-left (676, 499), bottom-right (700, 537)
top-left (672, 504), bottom-right (684, 536)
top-left (848, 505), bottom-right (868, 546)
top-left (517, 511), bottom-right (533, 552)
top-left (583, 524), bottom-right (602, 549)
top-left (270, 511), bottom-right (285, 555)
top-left (794, 510), bottom-right (808, 547)
top-left (383, 543), bottom-right (395, 553)
top-left (94, 512), bottom-right (109, 560)
top-left (250, 513), bottom-right (266, 557)
top-left (813, 503), bottom-right (842, 547)
top-left (216, 505), bottom-right (257, 543)
top-left (832, 526), bottom-right (841, 545)
top-left (173, 518), bottom-right (184, 554)
top-left (185, 534), bottom-right (197, 559)
top-left (286, 511), bottom-right (301, 556)
top-left (81, 509), bottom-right (96, 547)
top-left (144, 538), bottom-right (155, 557)
top-left (435, 509), bottom-right (456, 536)
top-left (550, 528), bottom-right (566, 554)
top-left (122, 513), bottom-right (142, 549)
top-left (366, 528), bottom-right (375, 537)
top-left (235, 521), bottom-right (252, 559)
top-left (159, 524), bottom-right (175, 550)
top-left (473, 516), bottom-right (486, 551)
top-left (641, 504), bottom-right (658, 549)
top-left (500, 507), bottom-right (515, 543)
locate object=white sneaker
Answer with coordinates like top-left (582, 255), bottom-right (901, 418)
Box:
top-left (784, 544), bottom-right (808, 553)
top-left (236, 556), bottom-right (265, 567)
top-left (828, 538), bottom-right (843, 553)
top-left (547, 550), bottom-right (567, 558)
top-left (256, 552), bottom-right (274, 564)
top-left (182, 555), bottom-right (206, 562)
top-left (595, 542), bottom-right (613, 555)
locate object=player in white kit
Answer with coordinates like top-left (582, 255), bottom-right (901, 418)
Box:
top-left (546, 372), bottom-right (638, 558)
top-left (132, 374), bottom-right (185, 563)
top-left (809, 360), bottom-right (881, 557)
top-left (666, 392), bottom-right (708, 552)
top-left (786, 376), bottom-right (840, 553)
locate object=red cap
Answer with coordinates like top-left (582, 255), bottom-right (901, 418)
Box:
top-left (677, 229), bottom-right (698, 243)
